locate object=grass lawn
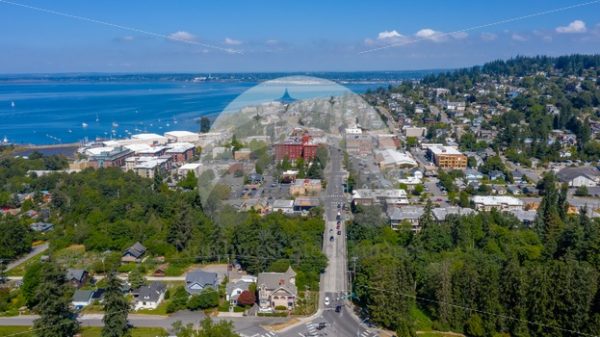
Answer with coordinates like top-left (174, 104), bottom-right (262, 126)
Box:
top-left (134, 300), bottom-right (170, 315)
top-left (412, 306), bottom-right (433, 331)
top-left (0, 326), bottom-right (167, 337)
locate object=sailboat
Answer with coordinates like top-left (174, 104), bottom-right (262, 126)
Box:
top-left (2, 136), bottom-right (8, 144)
top-left (82, 122), bottom-right (89, 128)
top-left (10, 101), bottom-right (16, 108)
top-left (112, 122), bottom-right (119, 128)
top-left (95, 112), bottom-right (99, 122)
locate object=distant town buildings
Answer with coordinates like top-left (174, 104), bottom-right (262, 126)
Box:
top-left (273, 134), bottom-right (318, 161)
top-left (422, 144), bottom-right (467, 169)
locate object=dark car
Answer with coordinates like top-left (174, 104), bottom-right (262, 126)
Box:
top-left (337, 230), bottom-right (341, 235)
top-left (317, 322), bottom-right (327, 330)
top-left (329, 236), bottom-right (334, 242)
top-left (335, 305), bottom-right (342, 313)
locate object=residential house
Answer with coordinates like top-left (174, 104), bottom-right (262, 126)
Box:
top-left (257, 267), bottom-right (297, 312)
top-left (122, 242), bottom-right (146, 263)
top-left (387, 206), bottom-right (424, 232)
top-left (556, 167), bottom-right (600, 187)
top-left (153, 264), bottom-right (168, 277)
top-left (432, 207), bottom-right (476, 222)
top-left (185, 270), bottom-right (219, 295)
top-left (506, 209), bottom-right (537, 225)
top-left (488, 170), bottom-right (506, 181)
top-left (72, 290), bottom-right (95, 309)
top-left (66, 269), bottom-right (88, 288)
top-left (226, 275), bottom-right (257, 305)
top-left (133, 282), bottom-right (166, 310)
top-left (30, 222), bottom-right (53, 232)
top-left (465, 169), bottom-right (483, 182)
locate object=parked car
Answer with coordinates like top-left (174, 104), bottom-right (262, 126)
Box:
top-left (324, 297), bottom-right (330, 306)
top-left (329, 236), bottom-right (334, 242)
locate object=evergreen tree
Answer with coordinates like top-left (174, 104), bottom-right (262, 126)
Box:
top-left (128, 267), bottom-right (146, 289)
top-left (33, 262), bottom-right (79, 337)
top-left (168, 203), bottom-right (196, 251)
top-left (419, 199), bottom-right (434, 231)
top-left (102, 270), bottom-right (130, 337)
top-left (199, 117), bottom-right (211, 133)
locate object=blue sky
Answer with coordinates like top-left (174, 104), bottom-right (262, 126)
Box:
top-left (0, 0), bottom-right (599, 73)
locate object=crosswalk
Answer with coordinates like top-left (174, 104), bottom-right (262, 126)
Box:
top-left (244, 332), bottom-right (278, 337)
top-left (358, 330), bottom-right (379, 337)
top-left (295, 322), bottom-right (379, 337)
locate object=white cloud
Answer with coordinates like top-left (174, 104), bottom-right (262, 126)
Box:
top-left (480, 32), bottom-right (497, 41)
top-left (415, 28), bottom-right (447, 42)
top-left (511, 33), bottom-right (528, 42)
top-left (377, 30), bottom-right (404, 40)
top-left (167, 31), bottom-right (196, 42)
top-left (556, 20), bottom-right (587, 33)
top-left (224, 37), bottom-right (242, 45)
top-left (265, 39), bottom-right (279, 45)
top-left (415, 28), bottom-right (450, 42)
top-left (365, 30), bottom-right (410, 46)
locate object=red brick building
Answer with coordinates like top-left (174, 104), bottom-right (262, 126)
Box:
top-left (274, 134), bottom-right (318, 161)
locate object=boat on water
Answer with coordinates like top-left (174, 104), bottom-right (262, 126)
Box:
top-left (10, 101), bottom-right (15, 108)
top-left (112, 122), bottom-right (119, 128)
top-left (2, 136), bottom-right (9, 144)
top-left (82, 122), bottom-right (89, 128)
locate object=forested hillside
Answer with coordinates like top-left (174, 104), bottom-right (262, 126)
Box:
top-left (349, 175), bottom-right (600, 337)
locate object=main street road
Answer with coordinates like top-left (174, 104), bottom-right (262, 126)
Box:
top-left (278, 142), bottom-right (377, 337)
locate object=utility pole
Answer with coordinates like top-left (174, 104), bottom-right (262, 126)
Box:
top-left (351, 256), bottom-right (358, 297)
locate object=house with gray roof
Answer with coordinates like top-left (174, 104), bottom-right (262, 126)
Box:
top-left (133, 282), bottom-right (166, 310)
top-left (557, 167), bottom-right (600, 187)
top-left (432, 207), bottom-right (476, 222)
top-left (30, 222), bottom-right (53, 232)
top-left (226, 275), bottom-right (257, 305)
top-left (72, 290), bottom-right (95, 309)
top-left (387, 206), bottom-right (424, 232)
top-left (185, 270), bottom-right (219, 295)
top-left (506, 209), bottom-right (537, 225)
top-left (257, 266), bottom-right (297, 312)
top-left (66, 269), bottom-right (88, 288)
top-left (121, 242), bottom-right (146, 263)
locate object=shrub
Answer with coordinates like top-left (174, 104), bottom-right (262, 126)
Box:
top-left (186, 288), bottom-right (219, 310)
top-left (236, 290), bottom-right (256, 307)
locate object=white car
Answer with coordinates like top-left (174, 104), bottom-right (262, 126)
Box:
top-left (324, 296), bottom-right (330, 306)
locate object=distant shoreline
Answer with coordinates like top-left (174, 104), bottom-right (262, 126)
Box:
top-left (10, 143), bottom-right (80, 159)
